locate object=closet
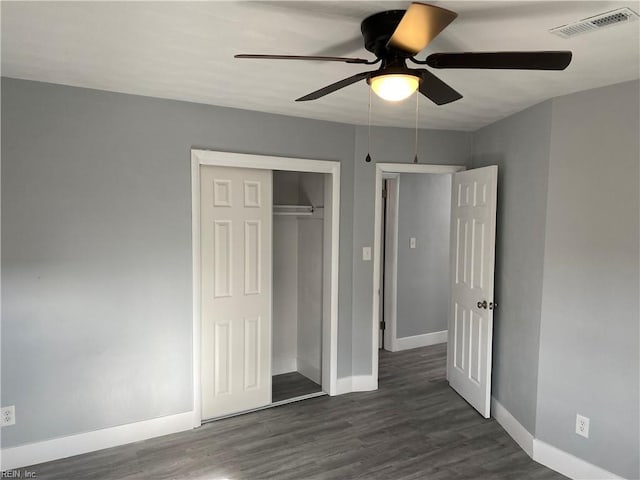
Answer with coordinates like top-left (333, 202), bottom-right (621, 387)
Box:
top-left (197, 154), bottom-right (339, 422)
top-left (272, 171), bottom-right (325, 403)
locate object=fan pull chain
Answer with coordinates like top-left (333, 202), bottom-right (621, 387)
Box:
top-left (413, 90), bottom-right (419, 164)
top-left (366, 86), bottom-right (372, 163)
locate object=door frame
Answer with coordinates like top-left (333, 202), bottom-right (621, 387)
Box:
top-left (371, 163), bottom-right (465, 385)
top-left (380, 174), bottom-right (399, 352)
top-left (379, 172), bottom-right (400, 352)
top-left (191, 149), bottom-right (341, 428)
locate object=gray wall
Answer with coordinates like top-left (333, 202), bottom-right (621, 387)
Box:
top-left (536, 81), bottom-right (639, 479)
top-left (471, 101), bottom-right (553, 433)
top-left (395, 173), bottom-right (451, 338)
top-left (351, 126), bottom-right (472, 375)
top-left (471, 80), bottom-right (640, 477)
top-left (1, 78), bottom-right (356, 447)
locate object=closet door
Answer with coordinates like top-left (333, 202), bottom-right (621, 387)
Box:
top-left (200, 165), bottom-right (272, 419)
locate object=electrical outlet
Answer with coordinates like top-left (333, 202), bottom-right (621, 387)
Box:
top-left (1, 405), bottom-right (16, 427)
top-left (576, 413), bottom-right (589, 438)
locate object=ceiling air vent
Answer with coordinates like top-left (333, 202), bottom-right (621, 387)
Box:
top-left (550, 7), bottom-right (639, 38)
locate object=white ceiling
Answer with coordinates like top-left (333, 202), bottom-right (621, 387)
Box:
top-left (2, 1), bottom-right (639, 131)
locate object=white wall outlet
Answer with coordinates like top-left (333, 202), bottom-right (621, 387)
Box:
top-left (362, 246), bottom-right (371, 261)
top-left (410, 237), bottom-right (416, 249)
top-left (576, 413), bottom-right (589, 438)
top-left (1, 405), bottom-right (16, 427)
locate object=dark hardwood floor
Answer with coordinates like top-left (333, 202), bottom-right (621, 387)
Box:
top-left (272, 371), bottom-right (322, 403)
top-left (13, 344), bottom-right (566, 479)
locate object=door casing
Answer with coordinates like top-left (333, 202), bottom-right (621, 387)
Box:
top-left (192, 149), bottom-right (341, 428)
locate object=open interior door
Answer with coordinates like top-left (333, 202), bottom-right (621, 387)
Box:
top-left (447, 166), bottom-right (497, 418)
top-left (200, 165), bottom-right (272, 419)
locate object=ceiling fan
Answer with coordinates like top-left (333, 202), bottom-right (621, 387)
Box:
top-left (235, 2), bottom-right (572, 105)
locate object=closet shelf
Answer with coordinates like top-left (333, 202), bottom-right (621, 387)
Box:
top-left (273, 205), bottom-right (323, 217)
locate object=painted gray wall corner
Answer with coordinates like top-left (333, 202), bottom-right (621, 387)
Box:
top-left (396, 173), bottom-right (451, 338)
top-left (536, 80), bottom-right (640, 480)
top-left (471, 100), bottom-right (553, 434)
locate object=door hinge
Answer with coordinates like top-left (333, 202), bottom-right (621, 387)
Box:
top-left (382, 188), bottom-right (387, 199)
top-left (380, 320), bottom-right (386, 330)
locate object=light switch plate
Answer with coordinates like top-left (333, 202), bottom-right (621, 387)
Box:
top-left (410, 237), bottom-right (416, 249)
top-left (362, 246), bottom-right (371, 261)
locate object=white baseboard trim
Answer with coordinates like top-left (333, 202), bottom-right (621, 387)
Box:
top-left (351, 375), bottom-right (377, 392)
top-left (334, 377), bottom-right (353, 395)
top-left (332, 375), bottom-right (378, 395)
top-left (272, 357), bottom-right (297, 376)
top-left (297, 357), bottom-right (321, 385)
top-left (533, 439), bottom-right (625, 480)
top-left (393, 330), bottom-right (447, 352)
top-left (491, 397), bottom-right (625, 480)
top-left (491, 397), bottom-right (534, 457)
top-left (0, 411), bottom-right (194, 471)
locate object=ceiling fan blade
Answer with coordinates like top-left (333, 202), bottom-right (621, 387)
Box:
top-left (387, 3), bottom-right (458, 55)
top-left (425, 51), bottom-right (573, 70)
top-left (296, 71), bottom-right (373, 102)
top-left (312, 36), bottom-right (366, 58)
top-left (235, 54), bottom-right (371, 64)
top-left (416, 69), bottom-right (462, 105)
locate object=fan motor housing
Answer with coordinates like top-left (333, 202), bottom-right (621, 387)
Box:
top-left (361, 10), bottom-right (409, 58)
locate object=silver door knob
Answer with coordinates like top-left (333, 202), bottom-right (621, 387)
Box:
top-left (477, 300), bottom-right (488, 309)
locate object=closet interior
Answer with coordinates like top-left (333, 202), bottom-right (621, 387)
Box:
top-left (272, 170), bottom-right (325, 403)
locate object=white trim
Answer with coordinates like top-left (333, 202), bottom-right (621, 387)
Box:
top-left (322, 165), bottom-right (340, 397)
top-left (272, 358), bottom-right (298, 376)
top-left (331, 375), bottom-right (378, 396)
top-left (382, 176), bottom-right (399, 352)
top-left (372, 163), bottom-right (465, 385)
top-left (491, 397), bottom-right (534, 457)
top-left (193, 150), bottom-right (340, 173)
top-left (533, 440), bottom-right (625, 480)
top-left (191, 149), bottom-right (341, 425)
top-left (0, 412), bottom-right (194, 471)
top-left (191, 153), bottom-right (202, 429)
top-left (334, 377), bottom-right (353, 396)
top-left (392, 330), bottom-right (448, 352)
top-left (491, 398), bottom-right (626, 480)
top-left (376, 163), bottom-right (465, 174)
top-left (351, 375), bottom-right (377, 392)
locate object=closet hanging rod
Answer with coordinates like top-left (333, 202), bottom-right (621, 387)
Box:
top-left (273, 205), bottom-right (323, 216)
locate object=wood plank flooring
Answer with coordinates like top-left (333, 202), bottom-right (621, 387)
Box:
top-left (272, 372), bottom-right (323, 403)
top-left (12, 344), bottom-right (566, 479)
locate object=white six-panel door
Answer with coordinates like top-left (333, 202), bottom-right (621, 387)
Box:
top-left (447, 166), bottom-right (497, 418)
top-left (200, 165), bottom-right (272, 420)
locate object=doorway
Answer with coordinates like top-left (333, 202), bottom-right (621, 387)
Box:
top-left (191, 150), bottom-right (340, 426)
top-left (371, 162), bottom-right (498, 418)
top-left (378, 173), bottom-right (451, 353)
